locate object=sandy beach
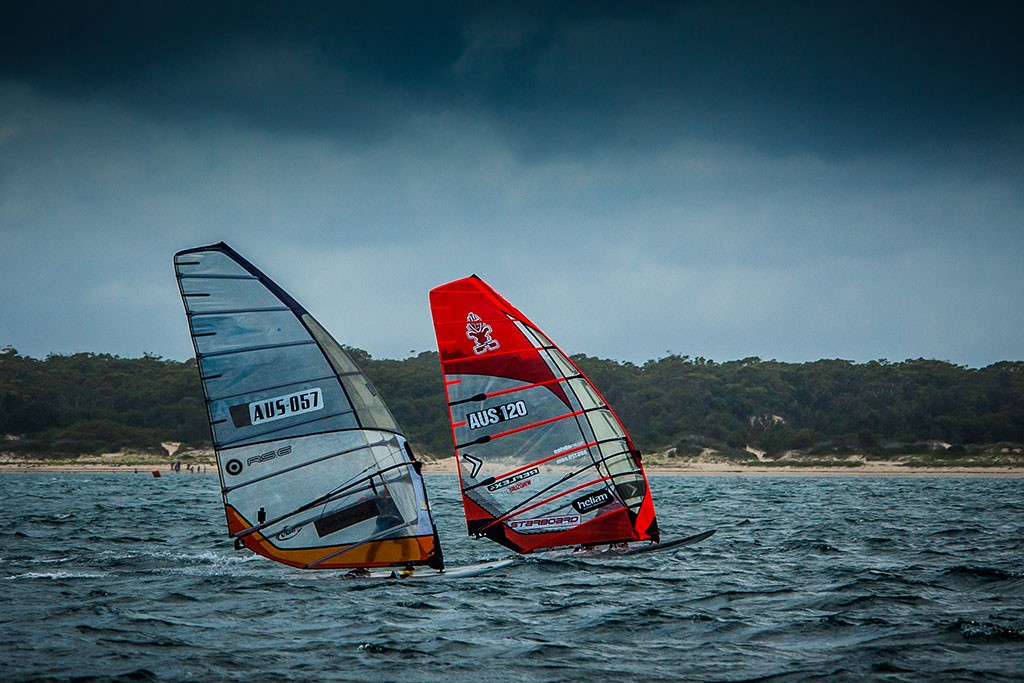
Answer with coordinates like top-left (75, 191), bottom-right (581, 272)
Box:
top-left (418, 458), bottom-right (1024, 478)
top-left (2, 458), bottom-right (1021, 477)
top-left (0, 463), bottom-right (218, 475)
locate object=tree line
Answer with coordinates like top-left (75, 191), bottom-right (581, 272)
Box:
top-left (1, 346), bottom-right (1022, 459)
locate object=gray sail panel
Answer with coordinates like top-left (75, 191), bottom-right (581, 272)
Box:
top-left (176, 252), bottom-right (362, 450)
top-left (518, 320), bottom-right (649, 515)
top-left (223, 430), bottom-right (419, 547)
top-left (302, 315), bottom-right (399, 433)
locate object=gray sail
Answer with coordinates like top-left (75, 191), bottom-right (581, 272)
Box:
top-left (174, 243), bottom-right (442, 569)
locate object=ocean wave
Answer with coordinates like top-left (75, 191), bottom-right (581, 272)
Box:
top-left (4, 473), bottom-right (1024, 682)
top-left (4, 569), bottom-right (107, 580)
top-left (781, 539), bottom-right (841, 552)
top-left (939, 565), bottom-right (1023, 581)
top-left (949, 618), bottom-right (1024, 642)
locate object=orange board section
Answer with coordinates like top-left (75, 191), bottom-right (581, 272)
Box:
top-left (224, 506), bottom-right (437, 569)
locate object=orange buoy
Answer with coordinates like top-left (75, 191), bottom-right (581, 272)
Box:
top-left (151, 469), bottom-right (162, 478)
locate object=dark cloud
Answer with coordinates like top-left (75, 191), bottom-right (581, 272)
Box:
top-left (3, 1), bottom-right (1021, 158)
top-left (462, 1), bottom-right (1024, 160)
top-left (0, 2), bottom-right (463, 87)
top-left (2, 1), bottom-right (1022, 366)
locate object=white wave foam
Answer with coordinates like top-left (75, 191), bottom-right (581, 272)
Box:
top-left (4, 569), bottom-right (107, 580)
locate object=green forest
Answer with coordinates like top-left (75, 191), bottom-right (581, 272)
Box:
top-left (1, 346), bottom-right (1022, 465)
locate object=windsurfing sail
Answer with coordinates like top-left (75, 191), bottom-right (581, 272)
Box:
top-left (429, 275), bottom-right (659, 553)
top-left (174, 243), bottom-right (444, 570)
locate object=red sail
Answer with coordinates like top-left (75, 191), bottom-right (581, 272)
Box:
top-left (429, 275), bottom-right (659, 553)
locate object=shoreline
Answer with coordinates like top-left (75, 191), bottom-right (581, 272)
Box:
top-left (417, 457), bottom-right (1024, 477)
top-left (0, 464), bottom-right (217, 475)
top-left (7, 463), bottom-right (1017, 477)
top-left (641, 463), bottom-right (1024, 477)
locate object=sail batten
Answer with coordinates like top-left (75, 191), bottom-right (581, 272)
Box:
top-left (429, 275), bottom-right (659, 553)
top-left (214, 409), bottom-right (357, 449)
top-left (198, 339), bottom-right (317, 359)
top-left (449, 376), bottom-right (571, 406)
top-left (188, 306), bottom-right (291, 316)
top-left (179, 273), bottom-right (259, 280)
top-left (212, 374), bottom-right (338, 403)
top-left (480, 472), bottom-right (609, 529)
top-left (224, 444), bottom-right (407, 496)
top-left (232, 461), bottom-right (419, 537)
top-left (175, 242), bottom-right (444, 570)
top-left (467, 440), bottom-right (602, 487)
top-left (454, 409), bottom-right (587, 449)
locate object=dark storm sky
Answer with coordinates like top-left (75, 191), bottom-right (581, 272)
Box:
top-left (1, 1), bottom-right (1021, 365)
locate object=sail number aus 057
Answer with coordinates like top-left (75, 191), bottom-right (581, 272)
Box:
top-left (250, 387), bottom-right (324, 425)
top-left (466, 400), bottom-right (529, 430)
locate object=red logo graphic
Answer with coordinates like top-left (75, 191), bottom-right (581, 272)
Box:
top-left (466, 312), bottom-right (500, 355)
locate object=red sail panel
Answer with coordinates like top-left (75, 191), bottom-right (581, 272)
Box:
top-left (429, 275), bottom-right (659, 553)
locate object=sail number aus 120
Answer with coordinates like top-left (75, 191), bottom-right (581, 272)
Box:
top-left (466, 400), bottom-right (529, 430)
top-left (250, 387), bottom-right (324, 425)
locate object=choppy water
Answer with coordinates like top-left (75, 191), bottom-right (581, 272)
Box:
top-left (2, 473), bottom-right (1023, 682)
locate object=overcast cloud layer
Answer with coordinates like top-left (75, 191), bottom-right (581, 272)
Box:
top-left (1, 1), bottom-right (1022, 366)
